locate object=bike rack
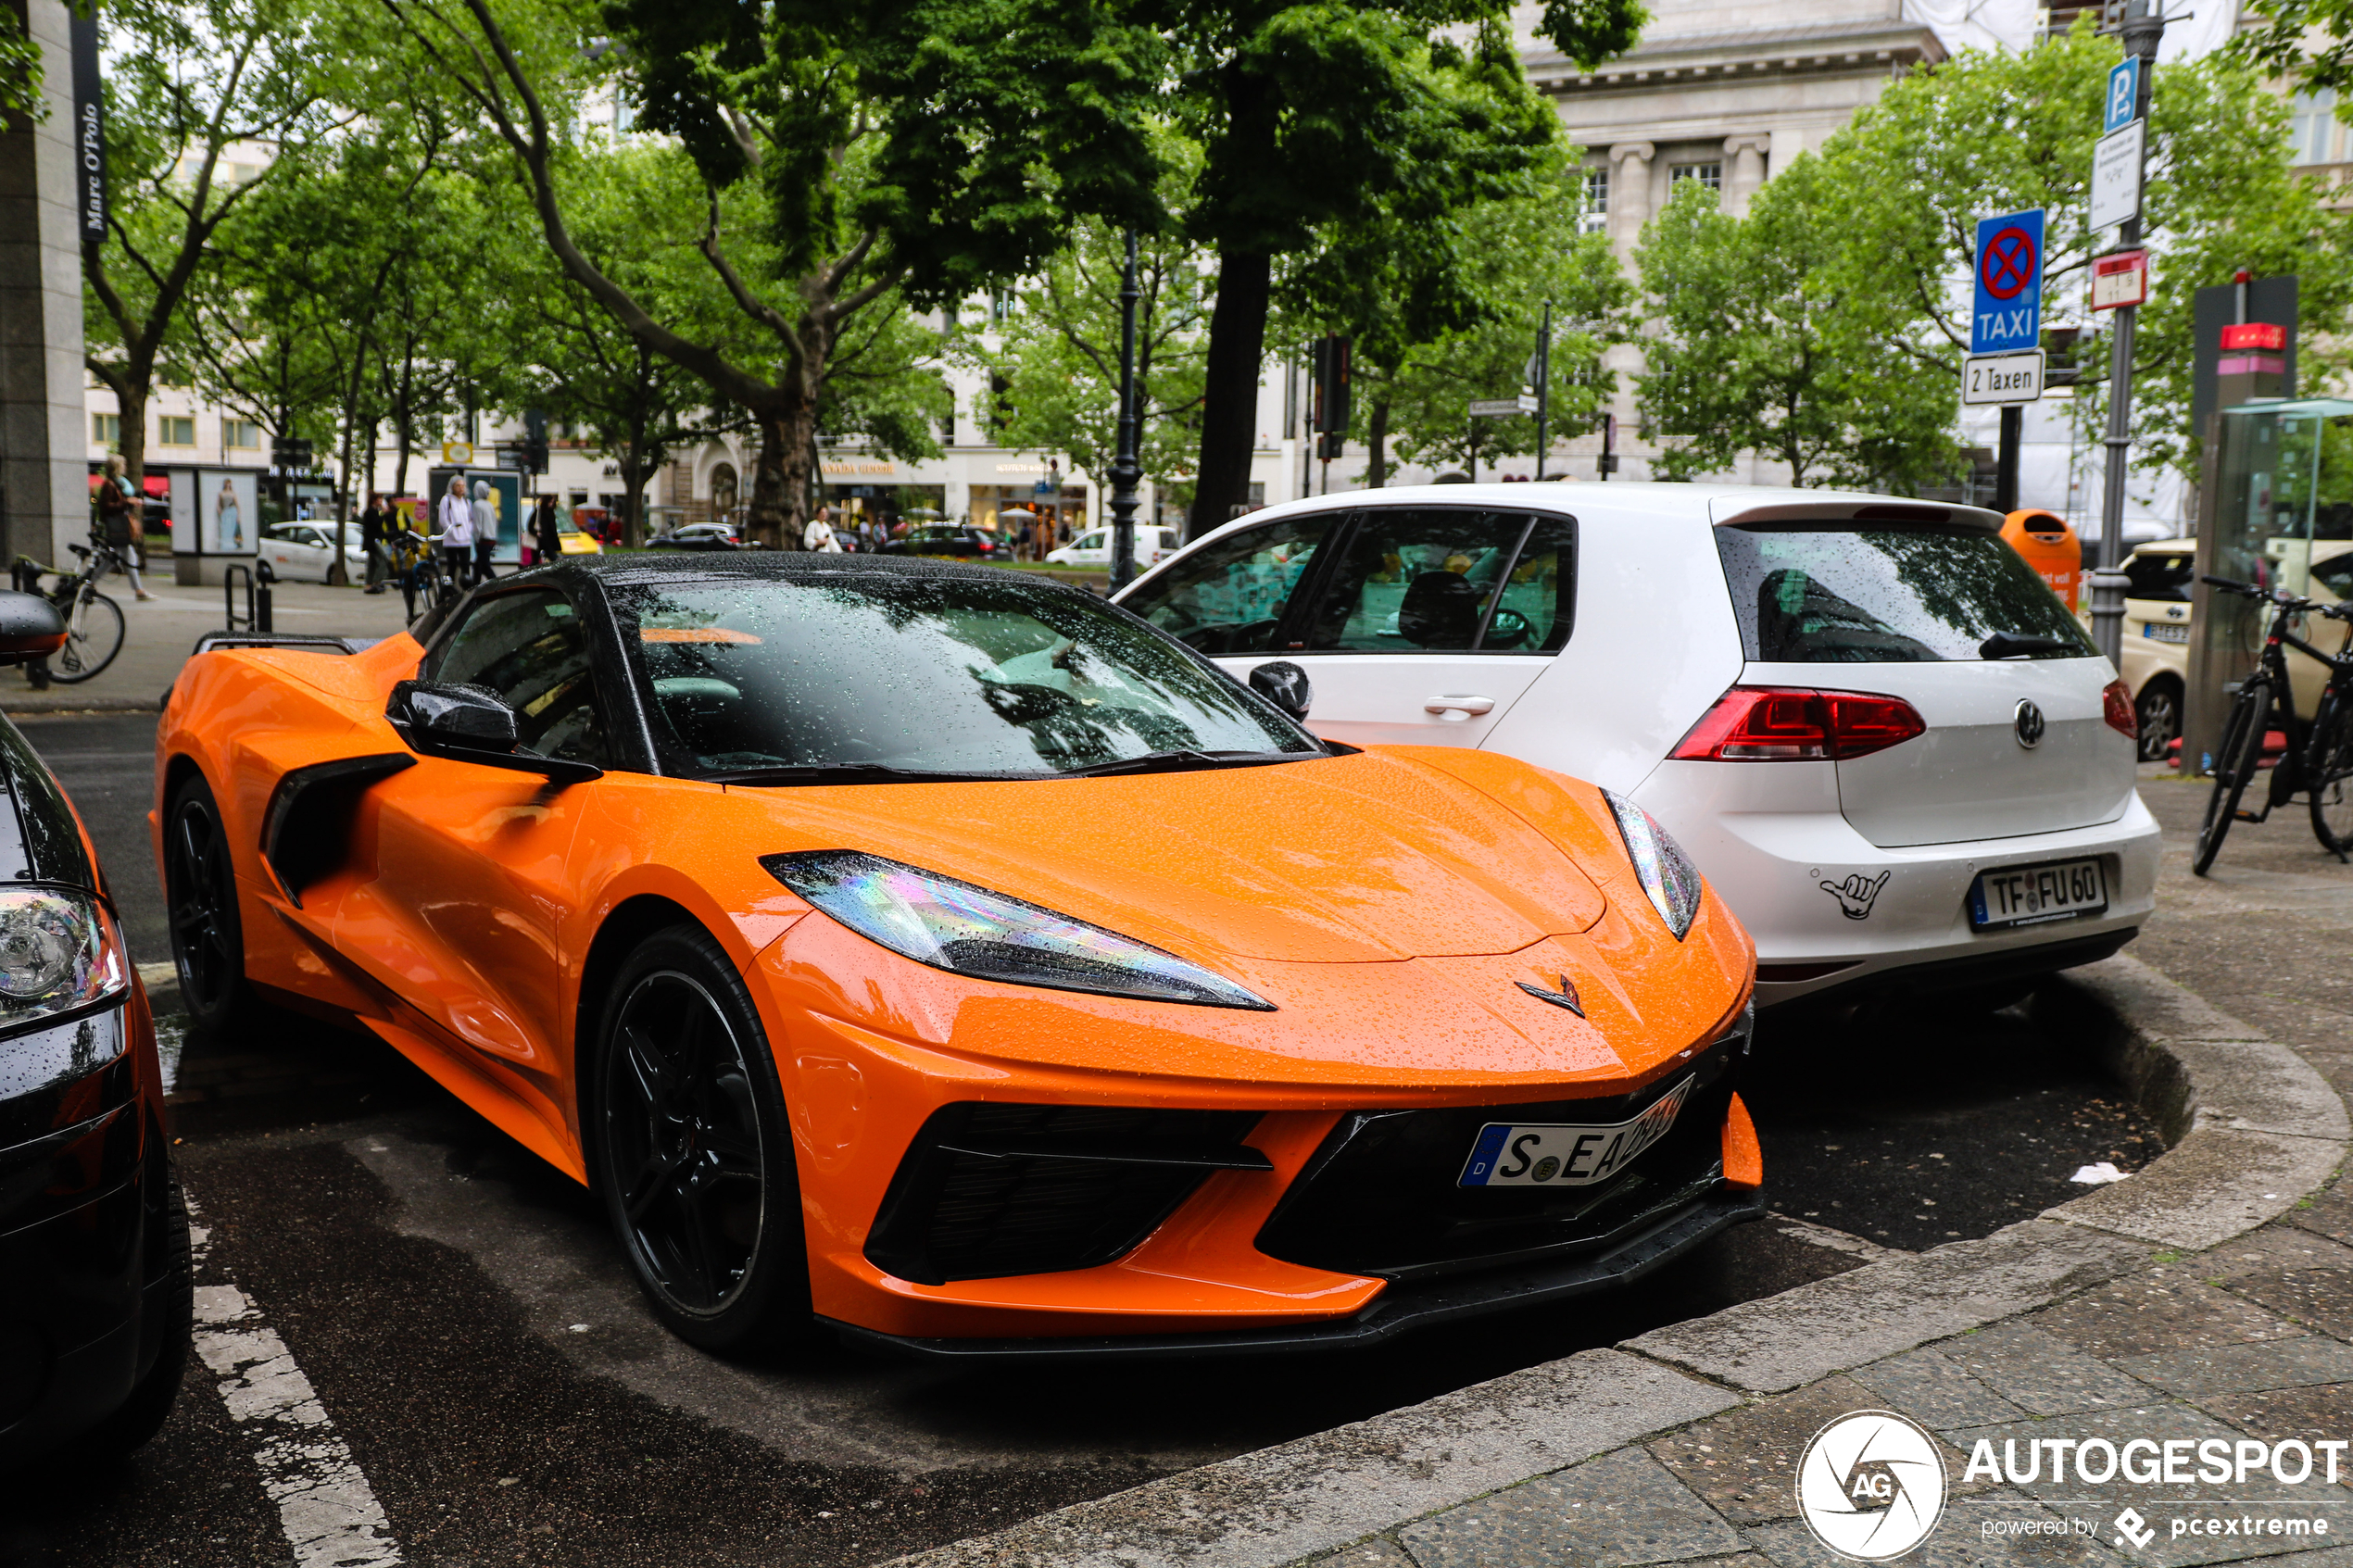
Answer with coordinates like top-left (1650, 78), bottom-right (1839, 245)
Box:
top-left (222, 560), bottom-right (276, 634)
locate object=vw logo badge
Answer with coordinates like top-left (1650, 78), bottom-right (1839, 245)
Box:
top-left (2013, 698), bottom-right (2045, 750)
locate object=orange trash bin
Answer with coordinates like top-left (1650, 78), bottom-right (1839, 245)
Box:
top-left (2001, 508), bottom-right (2082, 610)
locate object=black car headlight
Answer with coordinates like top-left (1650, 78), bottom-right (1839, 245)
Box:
top-left (762, 849), bottom-right (1274, 1010)
top-left (0, 887), bottom-right (129, 1027)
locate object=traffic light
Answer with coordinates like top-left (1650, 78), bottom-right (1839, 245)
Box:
top-left (1311, 336), bottom-right (1352, 439)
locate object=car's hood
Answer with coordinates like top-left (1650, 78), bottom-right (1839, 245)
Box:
top-left (734, 748), bottom-right (1609, 963)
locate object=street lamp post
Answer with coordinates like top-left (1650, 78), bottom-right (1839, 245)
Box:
top-left (1107, 230), bottom-right (1143, 592)
top-left (2091, 0), bottom-right (2165, 667)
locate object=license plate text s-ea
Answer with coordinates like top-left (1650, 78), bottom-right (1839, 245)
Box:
top-left (1458, 1077), bottom-right (1692, 1189)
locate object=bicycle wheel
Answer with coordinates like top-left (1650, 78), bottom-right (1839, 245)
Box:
top-left (2308, 689), bottom-right (2353, 860)
top-left (46, 589), bottom-right (125, 684)
top-left (2194, 680), bottom-right (2270, 877)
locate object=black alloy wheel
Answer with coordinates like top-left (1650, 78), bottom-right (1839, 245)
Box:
top-left (592, 925), bottom-right (809, 1351)
top-left (164, 774), bottom-right (250, 1028)
top-left (2134, 677), bottom-right (2183, 765)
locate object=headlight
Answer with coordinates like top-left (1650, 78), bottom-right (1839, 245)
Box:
top-left (762, 850), bottom-right (1274, 1010)
top-left (0, 887), bottom-right (127, 1022)
top-left (1601, 790), bottom-right (1704, 941)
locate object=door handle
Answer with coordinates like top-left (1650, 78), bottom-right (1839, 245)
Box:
top-left (1425, 694), bottom-right (1495, 720)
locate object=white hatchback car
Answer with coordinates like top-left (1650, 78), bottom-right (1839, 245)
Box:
top-left (1115, 483), bottom-right (2160, 1010)
top-left (1048, 525), bottom-right (1185, 568)
top-left (258, 521), bottom-right (368, 583)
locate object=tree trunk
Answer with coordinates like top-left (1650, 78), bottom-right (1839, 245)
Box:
top-left (747, 404), bottom-right (813, 550)
top-left (1190, 247), bottom-right (1271, 540)
top-left (1366, 385), bottom-right (1392, 489)
top-left (111, 379), bottom-right (148, 495)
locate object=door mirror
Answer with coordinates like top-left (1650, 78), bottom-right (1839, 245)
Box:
top-left (0, 591), bottom-right (67, 665)
top-left (386, 680), bottom-right (601, 784)
top-left (1249, 660), bottom-right (1313, 721)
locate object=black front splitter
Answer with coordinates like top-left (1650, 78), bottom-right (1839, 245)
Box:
top-left (823, 1189), bottom-right (1766, 1363)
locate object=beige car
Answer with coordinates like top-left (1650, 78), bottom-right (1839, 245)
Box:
top-left (2119, 537), bottom-right (2353, 766)
top-left (2119, 540), bottom-right (2194, 763)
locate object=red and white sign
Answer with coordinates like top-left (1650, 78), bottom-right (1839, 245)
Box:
top-left (2090, 250), bottom-right (2148, 311)
top-left (2221, 321), bottom-right (2286, 351)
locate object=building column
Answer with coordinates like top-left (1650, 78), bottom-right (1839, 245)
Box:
top-left (0, 0), bottom-right (89, 569)
top-left (1723, 134), bottom-right (1771, 216)
top-left (1607, 141), bottom-right (1655, 258)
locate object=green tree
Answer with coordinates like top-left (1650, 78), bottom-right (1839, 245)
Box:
top-left (81, 0), bottom-right (333, 489)
top-left (1635, 165), bottom-right (1957, 489)
top-left (1165, 6), bottom-right (1641, 533)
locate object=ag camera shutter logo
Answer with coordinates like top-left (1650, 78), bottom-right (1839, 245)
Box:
top-left (1797, 1411), bottom-right (1949, 1561)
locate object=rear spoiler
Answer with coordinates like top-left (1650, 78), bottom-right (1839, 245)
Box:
top-left (1710, 499), bottom-right (2004, 533)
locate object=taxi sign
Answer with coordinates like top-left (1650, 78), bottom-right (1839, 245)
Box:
top-left (1970, 208), bottom-right (2044, 357)
top-left (1962, 350), bottom-right (2045, 406)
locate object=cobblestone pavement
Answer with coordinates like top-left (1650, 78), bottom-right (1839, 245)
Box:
top-left (1270, 773), bottom-right (2353, 1568)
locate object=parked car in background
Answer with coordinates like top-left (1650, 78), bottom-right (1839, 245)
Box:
top-left (259, 521), bottom-right (370, 583)
top-left (0, 591), bottom-right (188, 1472)
top-left (2119, 539), bottom-right (2194, 764)
top-left (1047, 526), bottom-right (1185, 569)
top-left (884, 523), bottom-right (1004, 559)
top-left (648, 521), bottom-right (742, 551)
top-left (1117, 483), bottom-right (2160, 1013)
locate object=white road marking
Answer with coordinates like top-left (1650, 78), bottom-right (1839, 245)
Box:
top-left (185, 1194), bottom-right (404, 1567)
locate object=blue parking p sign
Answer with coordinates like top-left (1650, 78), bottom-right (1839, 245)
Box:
top-left (2105, 57), bottom-right (2140, 134)
top-left (1970, 208), bottom-right (2044, 357)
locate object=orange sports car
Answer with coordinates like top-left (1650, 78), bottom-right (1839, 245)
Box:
top-left (154, 556), bottom-right (1759, 1357)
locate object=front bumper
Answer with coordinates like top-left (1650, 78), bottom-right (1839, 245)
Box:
top-left (826, 1190), bottom-right (1766, 1361)
top-left (1635, 762), bottom-right (2160, 1008)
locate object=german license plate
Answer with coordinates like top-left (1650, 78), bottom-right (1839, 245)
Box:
top-left (1458, 1078), bottom-right (1692, 1188)
top-left (2142, 622), bottom-right (2190, 643)
top-left (1969, 858), bottom-right (2108, 930)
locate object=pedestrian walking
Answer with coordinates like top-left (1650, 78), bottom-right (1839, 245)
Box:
top-left (94, 454), bottom-right (153, 600)
top-left (472, 481), bottom-right (498, 583)
top-left (360, 495), bottom-right (389, 593)
top-left (532, 497), bottom-right (562, 568)
top-left (435, 476), bottom-right (474, 589)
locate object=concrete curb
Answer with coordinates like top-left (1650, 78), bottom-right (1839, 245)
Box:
top-left (2, 695), bottom-right (162, 716)
top-left (888, 954), bottom-right (2350, 1568)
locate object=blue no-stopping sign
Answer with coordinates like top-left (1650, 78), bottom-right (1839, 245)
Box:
top-left (1971, 208), bottom-right (2045, 357)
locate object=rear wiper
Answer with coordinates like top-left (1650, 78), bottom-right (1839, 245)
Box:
top-left (706, 763), bottom-right (1013, 786)
top-left (1053, 749), bottom-right (1309, 779)
top-left (1978, 632), bottom-right (2082, 660)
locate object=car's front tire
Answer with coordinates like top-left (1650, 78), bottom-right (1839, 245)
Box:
top-left (587, 925), bottom-right (811, 1353)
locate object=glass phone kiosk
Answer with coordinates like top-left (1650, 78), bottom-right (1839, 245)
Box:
top-left (2190, 399), bottom-right (2353, 771)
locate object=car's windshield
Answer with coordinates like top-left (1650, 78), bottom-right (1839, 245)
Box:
top-left (2124, 550), bottom-right (2195, 602)
top-left (610, 571), bottom-right (1324, 780)
top-left (1714, 524), bottom-right (2096, 663)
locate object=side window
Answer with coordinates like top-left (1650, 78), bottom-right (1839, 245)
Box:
top-left (429, 589), bottom-right (609, 764)
top-left (1121, 513), bottom-right (1341, 655)
top-left (1300, 510), bottom-right (1572, 653)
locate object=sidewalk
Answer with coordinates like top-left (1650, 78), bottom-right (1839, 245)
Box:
top-left (900, 778), bottom-right (2353, 1568)
top-left (0, 574), bottom-right (421, 715)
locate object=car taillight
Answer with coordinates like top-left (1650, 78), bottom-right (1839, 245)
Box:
top-left (2102, 679), bottom-right (2137, 739)
top-left (1669, 687), bottom-right (1926, 762)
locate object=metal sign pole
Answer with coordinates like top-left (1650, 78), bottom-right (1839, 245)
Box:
top-left (1107, 230), bottom-right (1142, 592)
top-left (1532, 302), bottom-right (1552, 479)
top-left (2092, 0), bottom-right (2165, 667)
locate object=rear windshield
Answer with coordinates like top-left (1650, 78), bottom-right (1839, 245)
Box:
top-left (2124, 551), bottom-right (2195, 602)
top-left (1714, 525), bottom-right (2096, 663)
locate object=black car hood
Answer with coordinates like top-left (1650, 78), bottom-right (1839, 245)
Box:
top-left (0, 715), bottom-right (94, 888)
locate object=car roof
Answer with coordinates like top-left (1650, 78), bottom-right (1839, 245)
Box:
top-left (1181, 482), bottom-right (2001, 549)
top-left (510, 551), bottom-right (1041, 596)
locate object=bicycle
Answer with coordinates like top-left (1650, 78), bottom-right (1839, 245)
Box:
top-left (388, 533), bottom-right (448, 625)
top-left (17, 539), bottom-right (133, 684)
top-left (2192, 574), bottom-right (2353, 876)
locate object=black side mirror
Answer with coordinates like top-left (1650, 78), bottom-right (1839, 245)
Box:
top-left (386, 680), bottom-right (601, 784)
top-left (0, 591), bottom-right (67, 666)
top-left (1250, 660), bottom-right (1312, 720)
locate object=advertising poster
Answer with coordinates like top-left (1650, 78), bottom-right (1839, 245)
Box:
top-left (201, 470), bottom-right (258, 555)
top-left (424, 467), bottom-right (524, 563)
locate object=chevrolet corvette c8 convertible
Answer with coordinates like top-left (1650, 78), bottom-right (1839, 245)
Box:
top-left (155, 555), bottom-right (1759, 1357)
